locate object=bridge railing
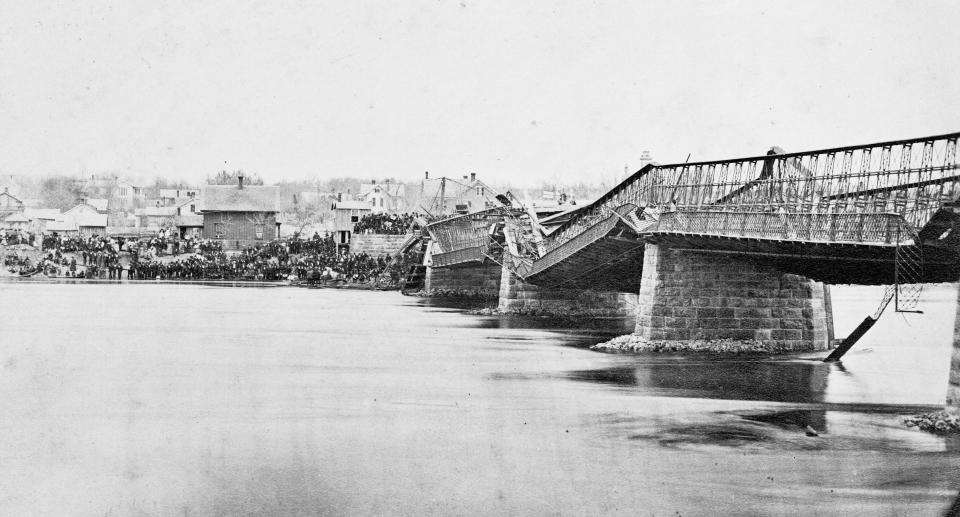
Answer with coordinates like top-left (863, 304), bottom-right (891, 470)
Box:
top-left (542, 132), bottom-right (959, 252)
top-left (429, 245), bottom-right (489, 268)
top-left (527, 205), bottom-right (641, 277)
top-left (656, 211), bottom-right (914, 245)
top-left (424, 208), bottom-right (503, 254)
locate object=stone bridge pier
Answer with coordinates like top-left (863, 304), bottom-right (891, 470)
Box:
top-left (422, 262), bottom-right (502, 300)
top-left (949, 286), bottom-right (960, 414)
top-left (635, 243), bottom-right (832, 352)
top-left (498, 255), bottom-right (638, 317)
top-left (421, 258), bottom-right (639, 316)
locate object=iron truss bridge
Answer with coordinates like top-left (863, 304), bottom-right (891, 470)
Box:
top-left (425, 132), bottom-right (960, 310)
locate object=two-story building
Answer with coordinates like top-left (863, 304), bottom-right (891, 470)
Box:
top-left (200, 176), bottom-right (280, 250)
top-left (359, 180), bottom-right (406, 213)
top-left (159, 188), bottom-right (199, 206)
top-left (331, 200), bottom-right (371, 247)
top-left (135, 197), bottom-right (201, 228)
top-left (45, 201), bottom-right (108, 236)
top-left (0, 188), bottom-right (24, 219)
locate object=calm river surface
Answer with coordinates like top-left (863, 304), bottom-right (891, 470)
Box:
top-left (1, 279), bottom-right (959, 516)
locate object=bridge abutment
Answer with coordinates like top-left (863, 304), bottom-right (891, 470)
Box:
top-left (948, 284), bottom-right (960, 413)
top-left (635, 244), bottom-right (831, 352)
top-left (498, 257), bottom-right (638, 316)
top-left (423, 263), bottom-right (502, 300)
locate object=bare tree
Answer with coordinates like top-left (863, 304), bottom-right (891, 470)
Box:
top-left (208, 170), bottom-right (264, 186)
top-left (290, 203), bottom-right (322, 234)
top-left (245, 212), bottom-right (269, 240)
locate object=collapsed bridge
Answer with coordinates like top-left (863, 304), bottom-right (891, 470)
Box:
top-left (423, 132), bottom-right (960, 359)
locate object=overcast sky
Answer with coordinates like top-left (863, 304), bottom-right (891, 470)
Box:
top-left (1, 1), bottom-right (958, 186)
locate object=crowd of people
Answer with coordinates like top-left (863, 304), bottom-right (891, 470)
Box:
top-left (33, 234), bottom-right (125, 278)
top-left (4, 227), bottom-right (409, 286)
top-left (1, 229), bottom-right (38, 247)
top-left (128, 233), bottom-right (397, 283)
top-left (352, 212), bottom-right (422, 235)
top-left (2, 252), bottom-right (34, 274)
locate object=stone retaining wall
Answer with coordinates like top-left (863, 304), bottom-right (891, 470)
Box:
top-left (635, 244), bottom-right (830, 351)
top-left (350, 233), bottom-right (411, 256)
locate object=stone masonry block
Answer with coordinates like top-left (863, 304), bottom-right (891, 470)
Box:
top-left (635, 243), bottom-right (830, 352)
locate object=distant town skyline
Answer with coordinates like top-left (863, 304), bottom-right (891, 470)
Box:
top-left (1, 1), bottom-right (958, 186)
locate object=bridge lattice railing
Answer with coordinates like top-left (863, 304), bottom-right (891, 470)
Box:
top-left (544, 132), bottom-right (960, 252)
top-left (425, 207), bottom-right (527, 267)
top-left (656, 211), bottom-right (915, 245)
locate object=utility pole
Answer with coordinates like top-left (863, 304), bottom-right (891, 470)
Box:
top-left (439, 177), bottom-right (446, 215)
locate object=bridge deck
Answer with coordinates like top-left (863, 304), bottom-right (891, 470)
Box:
top-left (427, 132), bottom-right (960, 291)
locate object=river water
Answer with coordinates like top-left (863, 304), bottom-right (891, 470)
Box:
top-left (0, 279), bottom-right (958, 516)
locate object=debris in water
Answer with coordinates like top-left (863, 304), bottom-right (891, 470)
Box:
top-left (903, 411), bottom-right (960, 434)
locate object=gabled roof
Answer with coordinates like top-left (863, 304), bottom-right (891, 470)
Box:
top-left (75, 213), bottom-right (108, 227)
top-left (360, 182), bottom-right (405, 197)
top-left (65, 203), bottom-right (101, 216)
top-left (22, 208), bottom-right (61, 220)
top-left (4, 213), bottom-right (30, 223)
top-left (45, 220), bottom-right (76, 232)
top-left (0, 191), bottom-right (23, 204)
top-left (59, 204), bottom-right (108, 228)
top-left (201, 184), bottom-right (279, 212)
top-left (85, 198), bottom-right (109, 211)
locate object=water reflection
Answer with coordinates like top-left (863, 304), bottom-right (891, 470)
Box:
top-left (744, 408), bottom-right (828, 433)
top-left (567, 358), bottom-right (830, 403)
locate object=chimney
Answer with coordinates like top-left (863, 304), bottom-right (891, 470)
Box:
top-left (237, 173), bottom-right (245, 189)
top-left (425, 171), bottom-right (429, 179)
top-left (470, 172), bottom-right (476, 182)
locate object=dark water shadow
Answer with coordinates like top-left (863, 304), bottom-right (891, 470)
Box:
top-left (473, 315), bottom-right (635, 333)
top-left (743, 408), bottom-right (828, 432)
top-left (414, 296), bottom-right (494, 311)
top-left (617, 406), bottom-right (960, 453)
top-left (566, 360), bottom-right (831, 404)
top-left (946, 491), bottom-right (960, 517)
top-left (637, 422), bottom-right (774, 448)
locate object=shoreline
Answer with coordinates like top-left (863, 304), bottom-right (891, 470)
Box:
top-left (1, 273), bottom-right (390, 290)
